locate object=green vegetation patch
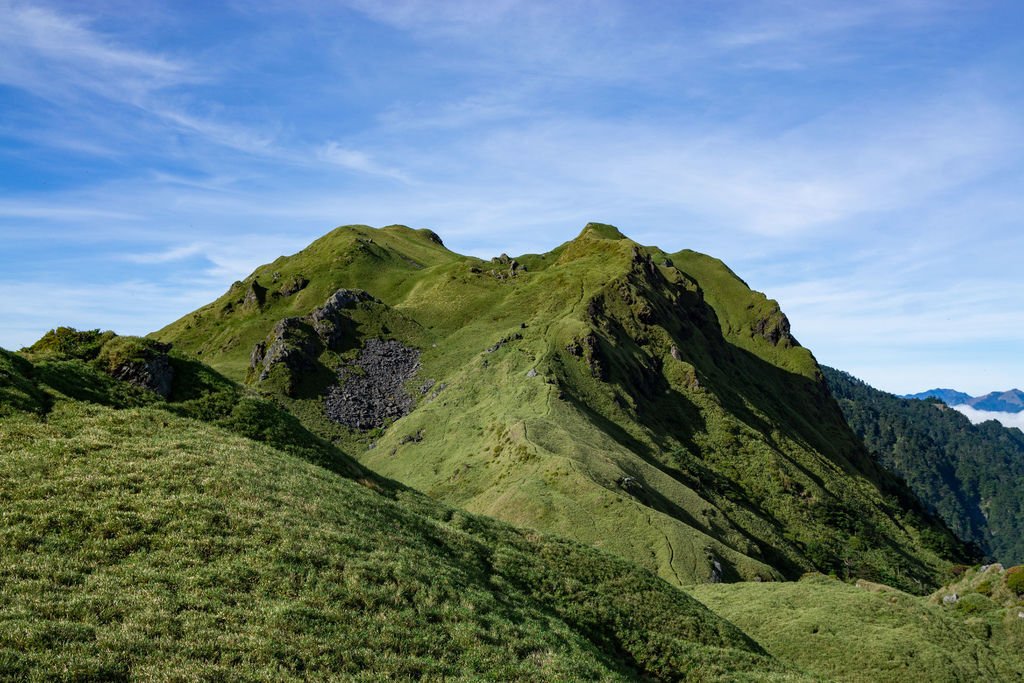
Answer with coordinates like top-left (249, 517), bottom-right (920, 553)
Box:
top-left (824, 366), bottom-right (1024, 565)
top-left (0, 402), bottom-right (805, 681)
top-left (692, 573), bottom-right (1024, 682)
top-left (0, 349), bottom-right (51, 416)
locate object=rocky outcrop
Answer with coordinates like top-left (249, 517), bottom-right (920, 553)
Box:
top-left (242, 281), bottom-right (268, 309)
top-left (248, 288), bottom-right (378, 392)
top-left (486, 333), bottom-right (522, 353)
top-left (753, 306), bottom-right (800, 348)
top-left (310, 289), bottom-right (376, 349)
top-left (566, 332), bottom-right (607, 380)
top-left (251, 318), bottom-right (320, 384)
top-left (278, 275), bottom-right (309, 297)
top-left (110, 342), bottom-right (174, 398)
top-left (487, 253), bottom-right (526, 280)
top-left (324, 339), bottom-right (421, 430)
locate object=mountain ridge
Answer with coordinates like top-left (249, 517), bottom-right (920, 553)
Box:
top-left (154, 223), bottom-right (974, 592)
top-left (5, 223), bottom-right (1023, 681)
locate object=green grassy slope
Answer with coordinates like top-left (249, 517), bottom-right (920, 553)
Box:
top-left (155, 223), bottom-right (972, 592)
top-left (691, 573), bottom-right (1024, 682)
top-left (824, 366), bottom-right (1024, 565)
top-left (0, 352), bottom-right (805, 681)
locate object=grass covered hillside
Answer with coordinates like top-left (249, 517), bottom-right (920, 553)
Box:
top-left (691, 572), bottom-right (1024, 682)
top-left (0, 345), bottom-right (809, 681)
top-left (824, 366), bottom-right (1024, 565)
top-left (155, 223), bottom-right (973, 592)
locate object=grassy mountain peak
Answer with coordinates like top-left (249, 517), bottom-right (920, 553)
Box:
top-left (154, 223), bottom-right (974, 593)
top-left (576, 222), bottom-right (630, 241)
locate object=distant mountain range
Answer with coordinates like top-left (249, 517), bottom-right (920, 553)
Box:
top-left (903, 388), bottom-right (1024, 413)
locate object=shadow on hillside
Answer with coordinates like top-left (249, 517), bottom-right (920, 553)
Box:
top-left (557, 262), bottom-right (974, 588)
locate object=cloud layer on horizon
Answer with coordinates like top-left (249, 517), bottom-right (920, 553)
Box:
top-left (952, 405), bottom-right (1024, 431)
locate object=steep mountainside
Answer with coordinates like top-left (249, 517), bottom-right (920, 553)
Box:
top-left (156, 223), bottom-right (973, 591)
top-left (825, 366), bottom-right (1024, 565)
top-left (0, 345), bottom-right (803, 681)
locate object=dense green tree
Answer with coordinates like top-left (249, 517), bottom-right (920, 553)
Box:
top-left (824, 367), bottom-right (1024, 564)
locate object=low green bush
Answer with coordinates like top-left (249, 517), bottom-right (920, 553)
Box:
top-left (22, 327), bottom-right (113, 361)
top-left (1007, 566), bottom-right (1024, 596)
top-left (95, 335), bottom-right (158, 374)
top-left (956, 592), bottom-right (996, 615)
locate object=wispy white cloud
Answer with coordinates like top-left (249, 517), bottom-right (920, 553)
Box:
top-left (0, 1), bottom-right (193, 104)
top-left (318, 142), bottom-right (411, 182)
top-left (0, 201), bottom-right (140, 222)
top-left (120, 243), bottom-right (207, 264)
top-left (710, 1), bottom-right (947, 48)
top-left (449, 90), bottom-right (1019, 238)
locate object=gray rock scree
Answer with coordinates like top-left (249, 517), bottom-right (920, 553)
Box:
top-left (324, 338), bottom-right (421, 430)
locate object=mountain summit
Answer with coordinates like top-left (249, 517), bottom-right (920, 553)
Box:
top-left (156, 223), bottom-right (973, 591)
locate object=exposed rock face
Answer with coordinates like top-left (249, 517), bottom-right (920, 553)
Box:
top-left (242, 281), bottom-right (268, 309)
top-left (566, 332), bottom-right (606, 380)
top-left (248, 288), bottom-right (378, 389)
top-left (252, 318), bottom-right (320, 383)
top-left (324, 339), bottom-right (421, 430)
top-left (111, 343), bottom-right (174, 398)
top-left (629, 246), bottom-right (659, 279)
top-left (753, 307), bottom-right (800, 348)
top-left (310, 289), bottom-right (376, 349)
top-left (278, 275), bottom-right (309, 297)
top-left (486, 333), bottom-right (522, 353)
top-left (488, 253), bottom-right (526, 280)
top-left (709, 558), bottom-right (724, 584)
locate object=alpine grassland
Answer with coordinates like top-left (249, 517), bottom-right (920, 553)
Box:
top-left (0, 346), bottom-right (809, 681)
top-left (9, 223), bottom-right (1022, 681)
top-left (691, 570), bottom-right (1024, 682)
top-left (156, 224), bottom-right (973, 592)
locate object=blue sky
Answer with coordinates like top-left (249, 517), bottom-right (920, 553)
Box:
top-left (1, 0), bottom-right (1022, 394)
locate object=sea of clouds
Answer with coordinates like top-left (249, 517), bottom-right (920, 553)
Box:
top-left (951, 405), bottom-right (1024, 431)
